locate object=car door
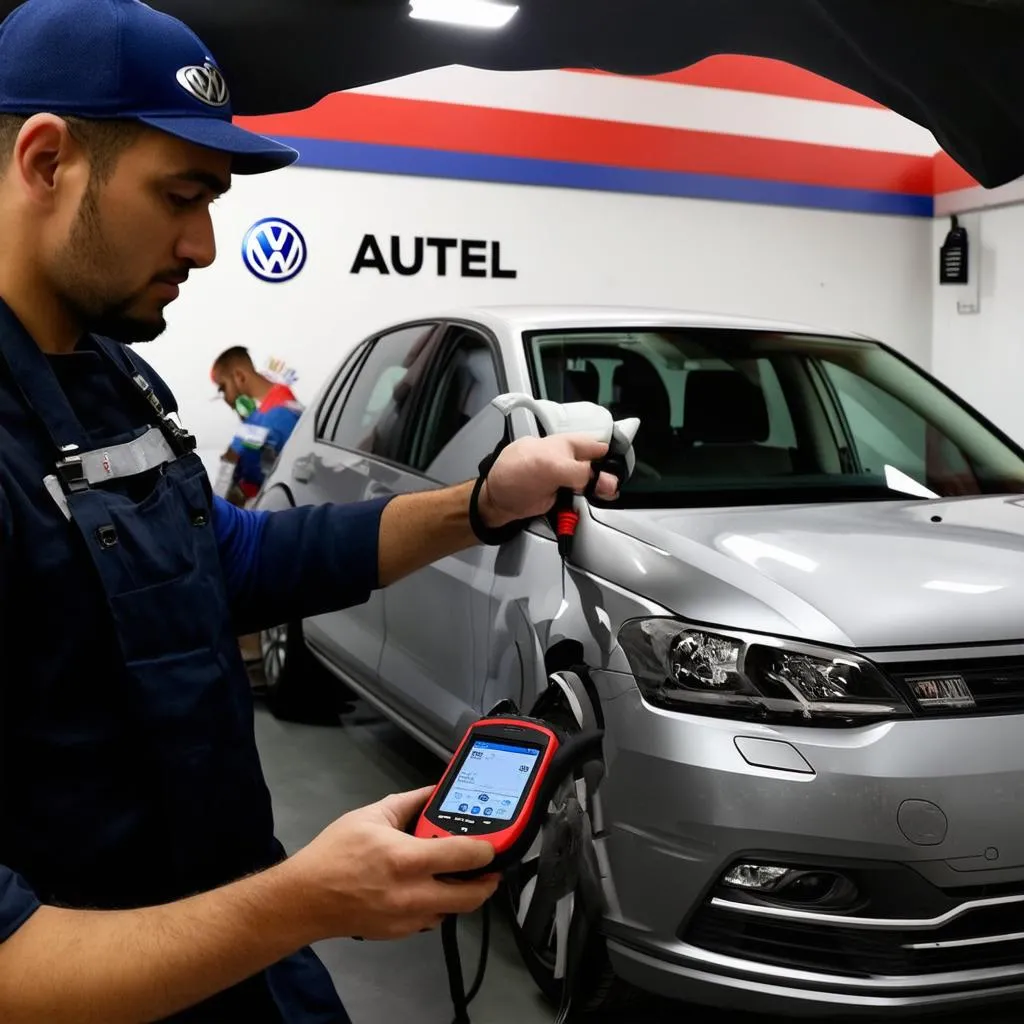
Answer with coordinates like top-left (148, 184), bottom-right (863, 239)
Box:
top-left (295, 321), bottom-right (444, 685)
top-left (376, 323), bottom-right (510, 750)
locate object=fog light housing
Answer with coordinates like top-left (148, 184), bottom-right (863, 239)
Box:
top-left (775, 870), bottom-right (858, 907)
top-left (722, 864), bottom-right (789, 892)
top-left (721, 863), bottom-right (860, 909)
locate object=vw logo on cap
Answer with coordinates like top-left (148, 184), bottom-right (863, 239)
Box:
top-left (242, 218), bottom-right (308, 283)
top-left (175, 61), bottom-right (230, 108)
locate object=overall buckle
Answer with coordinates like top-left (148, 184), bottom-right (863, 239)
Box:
top-left (55, 447), bottom-right (89, 494)
top-left (159, 418), bottom-right (198, 457)
top-left (133, 373), bottom-right (197, 457)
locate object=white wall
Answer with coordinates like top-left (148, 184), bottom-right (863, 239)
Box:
top-left (136, 165), bottom-right (934, 475)
top-left (931, 206), bottom-right (1024, 444)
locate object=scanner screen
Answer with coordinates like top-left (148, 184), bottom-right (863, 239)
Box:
top-left (438, 740), bottom-right (540, 820)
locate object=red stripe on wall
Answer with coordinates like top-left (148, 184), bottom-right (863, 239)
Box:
top-left (236, 93), bottom-right (932, 196)
top-left (569, 56), bottom-right (884, 109)
top-left (933, 151), bottom-right (977, 194)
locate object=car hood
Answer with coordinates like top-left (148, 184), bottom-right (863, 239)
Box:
top-left (584, 495), bottom-right (1024, 649)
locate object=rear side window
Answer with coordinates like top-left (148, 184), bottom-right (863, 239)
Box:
top-left (409, 330), bottom-right (502, 475)
top-left (316, 341), bottom-right (368, 441)
top-left (329, 323), bottom-right (438, 461)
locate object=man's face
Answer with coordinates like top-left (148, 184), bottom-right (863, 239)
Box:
top-left (47, 127), bottom-right (231, 344)
top-left (213, 366), bottom-right (248, 413)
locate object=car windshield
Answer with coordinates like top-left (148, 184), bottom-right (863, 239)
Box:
top-left (526, 327), bottom-right (1024, 509)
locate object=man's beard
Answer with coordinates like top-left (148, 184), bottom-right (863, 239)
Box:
top-left (51, 185), bottom-right (176, 345)
top-left (84, 296), bottom-right (166, 346)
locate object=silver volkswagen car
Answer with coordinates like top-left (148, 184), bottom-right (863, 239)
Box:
top-left (255, 306), bottom-right (1024, 1018)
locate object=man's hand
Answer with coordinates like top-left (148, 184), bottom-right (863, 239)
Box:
top-left (479, 434), bottom-right (621, 529)
top-left (376, 433), bottom-right (623, 586)
top-left (0, 787), bottom-right (497, 1024)
top-left (282, 787), bottom-right (500, 942)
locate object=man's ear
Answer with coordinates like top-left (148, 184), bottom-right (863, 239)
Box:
top-left (12, 114), bottom-right (85, 206)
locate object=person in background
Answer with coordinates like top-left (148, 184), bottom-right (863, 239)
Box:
top-left (211, 346), bottom-right (304, 506)
top-left (210, 347), bottom-right (306, 663)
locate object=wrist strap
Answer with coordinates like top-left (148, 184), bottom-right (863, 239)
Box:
top-left (468, 438), bottom-right (530, 546)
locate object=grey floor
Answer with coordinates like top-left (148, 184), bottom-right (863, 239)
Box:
top-left (253, 695), bottom-right (1024, 1024)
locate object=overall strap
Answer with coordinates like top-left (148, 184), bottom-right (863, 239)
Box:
top-left (0, 302), bottom-right (92, 455)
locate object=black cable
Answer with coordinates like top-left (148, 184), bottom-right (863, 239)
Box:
top-left (466, 900), bottom-right (490, 1002)
top-left (441, 900), bottom-right (492, 1024)
top-left (553, 901), bottom-right (588, 1024)
top-left (442, 915), bottom-right (469, 1024)
top-left (434, 732), bottom-right (606, 1023)
top-left (554, 800), bottom-right (606, 1024)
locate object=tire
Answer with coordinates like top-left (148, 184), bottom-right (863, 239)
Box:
top-left (259, 620), bottom-right (351, 724)
top-left (501, 682), bottom-right (636, 1015)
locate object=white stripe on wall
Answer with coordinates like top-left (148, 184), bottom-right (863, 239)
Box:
top-left (935, 178), bottom-right (1024, 216)
top-left (351, 66), bottom-right (940, 157)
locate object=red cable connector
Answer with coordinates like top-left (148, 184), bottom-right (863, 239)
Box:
top-left (553, 487), bottom-right (580, 559)
top-left (556, 509), bottom-right (580, 538)
top-left (556, 508), bottom-right (579, 558)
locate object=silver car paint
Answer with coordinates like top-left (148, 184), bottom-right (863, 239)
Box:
top-left (597, 682), bottom-right (1024, 1015)
top-left (588, 496), bottom-right (1024, 647)
top-left (260, 307), bottom-right (1024, 1016)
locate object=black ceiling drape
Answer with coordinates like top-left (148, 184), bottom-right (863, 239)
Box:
top-left (4, 0), bottom-right (1023, 188)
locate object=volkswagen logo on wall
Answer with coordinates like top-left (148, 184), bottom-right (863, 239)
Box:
top-left (242, 218), bottom-right (308, 283)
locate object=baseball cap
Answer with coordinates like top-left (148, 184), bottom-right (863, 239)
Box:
top-left (0, 0), bottom-right (298, 174)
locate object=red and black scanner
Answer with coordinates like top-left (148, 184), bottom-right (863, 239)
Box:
top-left (407, 713), bottom-right (605, 1023)
top-left (411, 715), bottom-right (604, 879)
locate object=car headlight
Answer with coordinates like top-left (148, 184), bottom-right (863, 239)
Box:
top-left (618, 618), bottom-right (911, 725)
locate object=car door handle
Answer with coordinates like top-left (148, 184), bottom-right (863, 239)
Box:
top-left (292, 456), bottom-right (314, 483)
top-left (365, 480), bottom-right (393, 499)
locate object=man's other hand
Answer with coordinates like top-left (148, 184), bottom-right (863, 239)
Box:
top-left (479, 434), bottom-right (620, 528)
top-left (283, 788), bottom-right (500, 942)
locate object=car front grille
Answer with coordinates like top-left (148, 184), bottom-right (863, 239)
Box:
top-left (685, 896), bottom-right (1024, 977)
top-left (883, 656), bottom-right (1024, 715)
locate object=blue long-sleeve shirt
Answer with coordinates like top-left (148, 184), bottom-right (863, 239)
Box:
top-left (212, 491), bottom-right (389, 635)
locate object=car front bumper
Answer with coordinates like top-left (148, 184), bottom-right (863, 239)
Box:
top-left (591, 673), bottom-right (1024, 1016)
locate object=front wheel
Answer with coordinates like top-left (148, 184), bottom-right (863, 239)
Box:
top-left (501, 681), bottom-right (635, 1014)
top-left (259, 620), bottom-right (350, 724)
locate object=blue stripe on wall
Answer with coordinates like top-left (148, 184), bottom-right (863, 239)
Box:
top-left (268, 136), bottom-right (935, 218)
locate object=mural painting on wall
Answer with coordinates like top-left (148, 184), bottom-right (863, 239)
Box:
top-left (263, 356), bottom-right (300, 388)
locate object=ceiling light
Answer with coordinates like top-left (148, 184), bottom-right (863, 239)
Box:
top-left (409, 0), bottom-right (520, 29)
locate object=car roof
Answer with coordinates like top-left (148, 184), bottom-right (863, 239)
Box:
top-left (428, 304), bottom-right (874, 342)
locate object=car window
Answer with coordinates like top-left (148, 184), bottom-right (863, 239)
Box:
top-left (329, 323), bottom-right (438, 460)
top-left (755, 361), bottom-right (798, 448)
top-left (527, 327), bottom-right (1024, 508)
top-left (819, 361), bottom-right (979, 493)
top-left (409, 329), bottom-right (503, 482)
top-left (315, 340), bottom-right (368, 441)
top-left (549, 345), bottom-right (796, 449)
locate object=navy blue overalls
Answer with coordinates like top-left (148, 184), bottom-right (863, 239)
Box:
top-left (0, 301), bottom-right (348, 1023)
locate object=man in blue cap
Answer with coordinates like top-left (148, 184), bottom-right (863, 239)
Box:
top-left (0, 0), bottom-right (618, 1021)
